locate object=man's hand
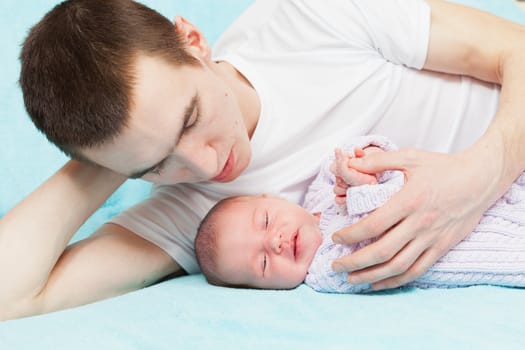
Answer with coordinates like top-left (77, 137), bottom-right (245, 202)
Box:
top-left (330, 145), bottom-right (503, 290)
top-left (329, 0), bottom-right (525, 291)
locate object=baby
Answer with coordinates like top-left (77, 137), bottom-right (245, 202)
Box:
top-left (195, 135), bottom-right (525, 293)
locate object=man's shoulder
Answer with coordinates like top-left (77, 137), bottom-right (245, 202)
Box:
top-left (213, 0), bottom-right (284, 55)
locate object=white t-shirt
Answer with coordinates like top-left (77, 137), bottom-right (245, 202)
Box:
top-left (110, 0), bottom-right (500, 274)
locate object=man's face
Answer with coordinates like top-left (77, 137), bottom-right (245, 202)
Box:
top-left (83, 54), bottom-right (253, 184)
top-left (214, 195), bottom-right (323, 289)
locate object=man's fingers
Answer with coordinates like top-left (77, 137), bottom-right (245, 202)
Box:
top-left (332, 188), bottom-right (413, 245)
top-left (332, 215), bottom-right (417, 273)
top-left (371, 247), bottom-right (441, 290)
top-left (344, 236), bottom-right (427, 284)
top-left (349, 149), bottom-right (412, 174)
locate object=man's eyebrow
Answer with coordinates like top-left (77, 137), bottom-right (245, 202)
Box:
top-left (127, 94), bottom-right (199, 179)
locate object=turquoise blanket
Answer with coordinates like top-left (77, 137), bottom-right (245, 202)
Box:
top-left (1, 1), bottom-right (524, 349)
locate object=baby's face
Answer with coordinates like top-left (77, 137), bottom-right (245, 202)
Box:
top-left (214, 195), bottom-right (322, 289)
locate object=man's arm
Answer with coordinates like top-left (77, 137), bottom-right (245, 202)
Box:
top-left (0, 160), bottom-right (180, 320)
top-left (331, 0), bottom-right (525, 289)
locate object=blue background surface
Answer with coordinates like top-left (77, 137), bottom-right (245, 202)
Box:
top-left (1, 1), bottom-right (524, 349)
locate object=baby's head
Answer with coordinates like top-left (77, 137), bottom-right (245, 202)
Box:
top-left (195, 194), bottom-right (322, 289)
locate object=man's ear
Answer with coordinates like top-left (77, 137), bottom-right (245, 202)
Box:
top-left (173, 16), bottom-right (211, 62)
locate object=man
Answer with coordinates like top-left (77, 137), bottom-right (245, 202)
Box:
top-left (1, 0), bottom-right (524, 321)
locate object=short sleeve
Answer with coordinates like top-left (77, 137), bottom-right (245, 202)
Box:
top-left (109, 185), bottom-right (214, 274)
top-left (351, 0), bottom-right (431, 68)
top-left (299, 0), bottom-right (431, 69)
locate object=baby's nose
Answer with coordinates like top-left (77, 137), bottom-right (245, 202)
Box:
top-left (269, 231), bottom-right (283, 254)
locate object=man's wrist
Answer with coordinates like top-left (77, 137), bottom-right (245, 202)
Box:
top-left (471, 125), bottom-right (522, 202)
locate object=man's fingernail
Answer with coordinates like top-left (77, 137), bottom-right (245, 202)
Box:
top-left (332, 235), bottom-right (342, 244)
top-left (347, 274), bottom-right (359, 284)
top-left (372, 283), bottom-right (384, 291)
top-left (332, 262), bottom-right (343, 272)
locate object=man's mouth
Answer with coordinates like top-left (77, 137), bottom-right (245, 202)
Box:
top-left (211, 151), bottom-right (234, 182)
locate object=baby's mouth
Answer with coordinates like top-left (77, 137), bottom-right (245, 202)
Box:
top-left (293, 231), bottom-right (298, 261)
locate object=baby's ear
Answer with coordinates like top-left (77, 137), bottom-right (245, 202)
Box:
top-left (312, 212), bottom-right (321, 224)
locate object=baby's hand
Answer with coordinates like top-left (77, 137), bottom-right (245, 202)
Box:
top-left (330, 147), bottom-right (378, 205)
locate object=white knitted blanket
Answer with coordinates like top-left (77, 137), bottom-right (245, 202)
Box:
top-left (304, 135), bottom-right (525, 293)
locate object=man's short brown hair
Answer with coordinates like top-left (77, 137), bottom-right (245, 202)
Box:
top-left (20, 0), bottom-right (198, 158)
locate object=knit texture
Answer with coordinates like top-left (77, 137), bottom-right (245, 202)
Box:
top-left (303, 135), bottom-right (525, 293)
